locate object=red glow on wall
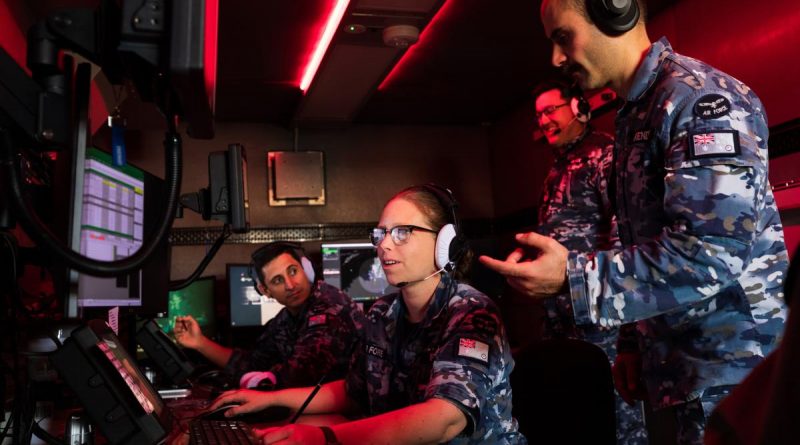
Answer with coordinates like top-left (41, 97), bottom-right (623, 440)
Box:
top-left (378, 0), bottom-right (455, 91)
top-left (204, 0), bottom-right (219, 111)
top-left (0, 0), bottom-right (29, 71)
top-left (299, 0), bottom-right (350, 92)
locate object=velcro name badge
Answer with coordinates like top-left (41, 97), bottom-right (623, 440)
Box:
top-left (689, 130), bottom-right (741, 159)
top-left (457, 338), bottom-right (489, 364)
top-left (630, 128), bottom-right (653, 144)
top-left (693, 94), bottom-right (731, 120)
top-left (365, 343), bottom-right (387, 360)
top-left (308, 314), bottom-right (327, 327)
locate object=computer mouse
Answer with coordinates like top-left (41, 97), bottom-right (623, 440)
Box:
top-left (200, 402), bottom-right (242, 421)
top-left (200, 403), bottom-right (291, 424)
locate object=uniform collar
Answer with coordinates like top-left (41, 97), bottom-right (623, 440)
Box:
top-left (626, 37), bottom-right (673, 103)
top-left (385, 274), bottom-right (453, 337)
top-left (555, 125), bottom-right (592, 158)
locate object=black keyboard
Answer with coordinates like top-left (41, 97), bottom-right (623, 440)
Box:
top-left (189, 419), bottom-right (257, 445)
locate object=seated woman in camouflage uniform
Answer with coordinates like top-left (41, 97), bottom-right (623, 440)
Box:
top-left (209, 184), bottom-right (526, 445)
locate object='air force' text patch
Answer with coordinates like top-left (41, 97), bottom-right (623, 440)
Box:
top-left (689, 130), bottom-right (740, 159)
top-left (457, 338), bottom-right (489, 364)
top-left (694, 94), bottom-right (732, 120)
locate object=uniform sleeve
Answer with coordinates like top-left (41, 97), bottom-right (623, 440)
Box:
top-left (569, 86), bottom-right (770, 326)
top-left (269, 307), bottom-right (356, 388)
top-left (344, 338), bottom-right (369, 411)
top-left (424, 298), bottom-right (508, 436)
top-left (224, 320), bottom-right (282, 381)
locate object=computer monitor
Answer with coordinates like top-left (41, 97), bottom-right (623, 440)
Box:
top-left (227, 264), bottom-right (283, 327)
top-left (136, 319), bottom-right (195, 386)
top-left (50, 319), bottom-right (171, 445)
top-left (66, 146), bottom-right (170, 315)
top-left (321, 242), bottom-right (397, 302)
top-left (70, 148), bottom-right (146, 307)
top-left (154, 277), bottom-right (217, 338)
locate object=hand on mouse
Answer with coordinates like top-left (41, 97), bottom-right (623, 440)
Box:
top-left (209, 389), bottom-right (274, 417)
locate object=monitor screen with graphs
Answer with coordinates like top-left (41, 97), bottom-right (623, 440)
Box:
top-left (321, 242), bottom-right (396, 302)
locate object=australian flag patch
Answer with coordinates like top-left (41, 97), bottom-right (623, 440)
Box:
top-left (689, 130), bottom-right (740, 159)
top-left (457, 338), bottom-right (489, 364)
top-left (308, 314), bottom-right (327, 327)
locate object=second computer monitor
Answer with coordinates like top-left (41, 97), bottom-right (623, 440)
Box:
top-left (227, 264), bottom-right (284, 327)
top-left (154, 276), bottom-right (217, 338)
top-left (321, 242), bottom-right (397, 302)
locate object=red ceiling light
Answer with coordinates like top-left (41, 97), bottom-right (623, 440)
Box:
top-left (299, 0), bottom-right (351, 92)
top-left (204, 0), bottom-right (219, 110)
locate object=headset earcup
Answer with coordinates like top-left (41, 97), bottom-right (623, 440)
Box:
top-left (435, 224), bottom-right (457, 271)
top-left (300, 256), bottom-right (315, 283)
top-left (587, 0), bottom-right (639, 36)
top-left (250, 264), bottom-right (264, 296)
top-left (571, 96), bottom-right (591, 123)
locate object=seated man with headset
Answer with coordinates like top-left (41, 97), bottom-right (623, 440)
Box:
top-left (173, 241), bottom-right (365, 390)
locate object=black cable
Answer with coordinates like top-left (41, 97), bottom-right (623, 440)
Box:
top-left (31, 420), bottom-right (66, 445)
top-left (0, 124), bottom-right (183, 277)
top-left (1, 236), bottom-right (61, 348)
top-left (170, 225), bottom-right (231, 291)
top-left (0, 403), bottom-right (14, 441)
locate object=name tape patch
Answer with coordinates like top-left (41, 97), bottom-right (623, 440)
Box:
top-left (689, 130), bottom-right (740, 159)
top-left (365, 343), bottom-right (387, 360)
top-left (457, 338), bottom-right (489, 364)
top-left (630, 128), bottom-right (654, 144)
top-left (693, 94), bottom-right (731, 120)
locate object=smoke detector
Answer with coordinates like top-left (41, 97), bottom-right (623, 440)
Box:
top-left (382, 24), bottom-right (420, 48)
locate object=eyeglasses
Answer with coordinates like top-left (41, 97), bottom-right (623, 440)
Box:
top-left (535, 103), bottom-right (569, 120)
top-left (369, 225), bottom-right (437, 247)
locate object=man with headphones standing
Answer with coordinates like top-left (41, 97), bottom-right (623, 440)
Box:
top-left (481, 0), bottom-right (789, 443)
top-left (174, 241), bottom-right (365, 390)
top-left (533, 79), bottom-right (648, 444)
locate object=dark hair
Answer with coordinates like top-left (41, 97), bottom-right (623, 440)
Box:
top-left (389, 185), bottom-right (473, 280)
top-left (531, 78), bottom-right (580, 102)
top-left (251, 241), bottom-right (303, 284)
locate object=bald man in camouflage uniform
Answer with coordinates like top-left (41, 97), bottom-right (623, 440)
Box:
top-left (345, 274), bottom-right (526, 444)
top-left (533, 80), bottom-right (648, 444)
top-left (482, 3), bottom-right (790, 442)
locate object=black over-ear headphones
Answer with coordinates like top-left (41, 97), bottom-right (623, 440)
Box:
top-left (250, 241), bottom-right (315, 296)
top-left (567, 83), bottom-right (591, 123)
top-left (586, 0), bottom-right (640, 36)
top-left (420, 184), bottom-right (468, 272)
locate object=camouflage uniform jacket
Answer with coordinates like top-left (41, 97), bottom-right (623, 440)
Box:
top-left (567, 37), bottom-right (789, 409)
top-left (537, 126), bottom-right (621, 348)
top-left (345, 274), bottom-right (526, 444)
top-left (538, 126), bottom-right (615, 253)
top-left (225, 281), bottom-right (365, 389)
